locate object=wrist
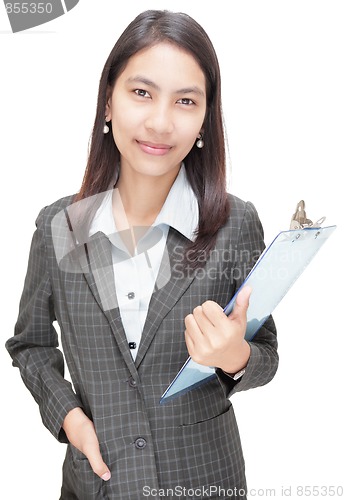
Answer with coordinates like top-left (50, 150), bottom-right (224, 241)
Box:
top-left (62, 407), bottom-right (86, 432)
top-left (218, 341), bottom-right (250, 375)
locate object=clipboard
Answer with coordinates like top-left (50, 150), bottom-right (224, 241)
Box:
top-left (160, 224), bottom-right (336, 404)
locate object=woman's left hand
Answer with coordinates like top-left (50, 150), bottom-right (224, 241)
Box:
top-left (184, 286), bottom-right (251, 374)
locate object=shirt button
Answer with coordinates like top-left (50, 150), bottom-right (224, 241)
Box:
top-left (127, 292), bottom-right (135, 299)
top-left (128, 377), bottom-right (137, 388)
top-left (129, 342), bottom-right (136, 349)
top-left (135, 437), bottom-right (147, 449)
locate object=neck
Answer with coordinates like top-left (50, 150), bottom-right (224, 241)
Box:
top-left (114, 165), bottom-right (180, 228)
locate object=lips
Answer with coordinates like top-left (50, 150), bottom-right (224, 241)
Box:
top-left (136, 140), bottom-right (172, 156)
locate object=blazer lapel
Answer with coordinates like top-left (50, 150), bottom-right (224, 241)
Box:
top-left (63, 209), bottom-right (196, 374)
top-left (76, 232), bottom-right (137, 376)
top-left (135, 228), bottom-right (196, 368)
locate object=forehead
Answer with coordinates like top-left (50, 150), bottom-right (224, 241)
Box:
top-left (117, 42), bottom-right (206, 91)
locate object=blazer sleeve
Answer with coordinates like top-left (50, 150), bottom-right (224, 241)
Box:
top-left (217, 201), bottom-right (279, 397)
top-left (5, 207), bottom-right (82, 443)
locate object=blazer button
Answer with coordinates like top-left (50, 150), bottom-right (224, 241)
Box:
top-left (134, 437), bottom-right (147, 449)
top-left (128, 377), bottom-right (137, 388)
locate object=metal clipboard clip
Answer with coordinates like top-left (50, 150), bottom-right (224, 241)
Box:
top-left (290, 200), bottom-right (326, 230)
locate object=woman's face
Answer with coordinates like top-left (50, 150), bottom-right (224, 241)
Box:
top-left (106, 42), bottom-right (207, 181)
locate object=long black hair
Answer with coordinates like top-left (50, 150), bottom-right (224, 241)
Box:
top-left (75, 10), bottom-right (230, 265)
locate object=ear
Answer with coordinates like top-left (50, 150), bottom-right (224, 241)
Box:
top-left (105, 86), bottom-right (113, 121)
top-left (197, 127), bottom-right (204, 139)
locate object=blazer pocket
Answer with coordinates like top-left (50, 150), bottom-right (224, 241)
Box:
top-left (178, 406), bottom-right (246, 496)
top-left (180, 401), bottom-right (232, 427)
top-left (67, 445), bottom-right (108, 500)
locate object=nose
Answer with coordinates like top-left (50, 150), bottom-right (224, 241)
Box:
top-left (144, 101), bottom-right (174, 135)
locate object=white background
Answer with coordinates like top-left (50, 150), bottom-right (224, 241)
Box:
top-left (1, 1), bottom-right (344, 498)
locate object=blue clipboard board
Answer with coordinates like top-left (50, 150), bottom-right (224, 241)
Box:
top-left (160, 225), bottom-right (336, 404)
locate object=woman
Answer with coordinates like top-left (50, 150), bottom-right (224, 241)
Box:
top-left (6, 10), bottom-right (278, 500)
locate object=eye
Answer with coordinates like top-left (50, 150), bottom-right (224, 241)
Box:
top-left (177, 98), bottom-right (195, 106)
top-left (134, 89), bottom-right (151, 98)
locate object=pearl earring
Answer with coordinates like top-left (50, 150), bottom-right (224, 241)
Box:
top-left (196, 133), bottom-right (204, 148)
top-left (103, 119), bottom-right (110, 134)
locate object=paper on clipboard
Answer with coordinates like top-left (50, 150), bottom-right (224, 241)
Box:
top-left (160, 225), bottom-right (336, 404)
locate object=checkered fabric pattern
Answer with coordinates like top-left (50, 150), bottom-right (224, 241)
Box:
top-left (6, 194), bottom-right (278, 500)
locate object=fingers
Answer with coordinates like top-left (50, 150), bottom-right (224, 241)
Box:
top-left (81, 429), bottom-right (111, 481)
top-left (86, 451), bottom-right (111, 481)
top-left (62, 407), bottom-right (111, 481)
top-left (198, 300), bottom-right (226, 327)
top-left (185, 301), bottom-right (224, 331)
top-left (184, 301), bottom-right (227, 362)
top-left (184, 301), bottom-right (219, 349)
top-left (183, 287), bottom-right (252, 371)
top-left (185, 286), bottom-right (251, 339)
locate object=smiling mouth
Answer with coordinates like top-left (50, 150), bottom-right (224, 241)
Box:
top-left (136, 140), bottom-right (172, 156)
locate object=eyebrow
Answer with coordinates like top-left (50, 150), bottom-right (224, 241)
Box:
top-left (126, 75), bottom-right (205, 97)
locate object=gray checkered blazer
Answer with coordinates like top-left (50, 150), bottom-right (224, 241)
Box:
top-left (6, 193), bottom-right (278, 500)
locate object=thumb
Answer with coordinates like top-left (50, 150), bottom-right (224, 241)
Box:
top-left (84, 441), bottom-right (111, 481)
top-left (231, 285), bottom-right (251, 320)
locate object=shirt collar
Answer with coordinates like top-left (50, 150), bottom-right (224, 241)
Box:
top-left (89, 163), bottom-right (199, 243)
top-left (153, 164), bottom-right (199, 241)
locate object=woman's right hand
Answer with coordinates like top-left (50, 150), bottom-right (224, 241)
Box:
top-left (62, 407), bottom-right (111, 481)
